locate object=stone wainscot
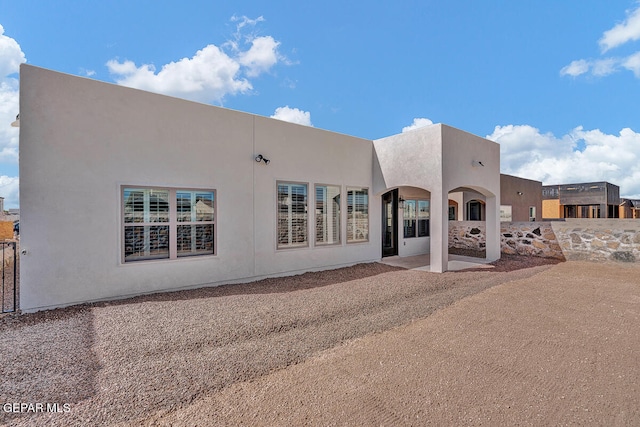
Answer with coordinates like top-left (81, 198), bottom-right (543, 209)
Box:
top-left (449, 221), bottom-right (565, 259)
top-left (450, 219), bottom-right (640, 262)
top-left (550, 219), bottom-right (640, 263)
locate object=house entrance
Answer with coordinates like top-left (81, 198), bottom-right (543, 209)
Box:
top-left (382, 189), bottom-right (398, 257)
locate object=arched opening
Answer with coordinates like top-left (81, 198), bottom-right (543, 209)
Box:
top-left (447, 185), bottom-right (499, 264)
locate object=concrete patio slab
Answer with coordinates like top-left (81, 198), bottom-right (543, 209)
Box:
top-left (379, 253), bottom-right (494, 271)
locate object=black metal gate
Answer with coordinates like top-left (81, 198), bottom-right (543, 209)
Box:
top-left (1, 241), bottom-right (17, 313)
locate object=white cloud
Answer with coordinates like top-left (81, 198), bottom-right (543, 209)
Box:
top-left (231, 15), bottom-right (265, 33)
top-left (561, 52), bottom-right (640, 79)
top-left (488, 125), bottom-right (640, 198)
top-left (599, 5), bottom-right (640, 52)
top-left (238, 36), bottom-right (280, 77)
top-left (591, 58), bottom-right (619, 76)
top-left (107, 45), bottom-right (252, 103)
top-left (622, 51), bottom-right (640, 77)
top-left (402, 118), bottom-right (433, 133)
top-left (560, 59), bottom-right (590, 77)
top-left (0, 80), bottom-right (20, 164)
top-left (270, 106), bottom-right (312, 126)
top-left (0, 175), bottom-right (19, 208)
top-left (0, 24), bottom-right (25, 77)
top-left (107, 16), bottom-right (284, 103)
top-left (0, 25), bottom-right (24, 207)
top-left (562, 5), bottom-right (640, 79)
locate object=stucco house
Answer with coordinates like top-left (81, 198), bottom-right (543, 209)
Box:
top-left (17, 65), bottom-right (500, 312)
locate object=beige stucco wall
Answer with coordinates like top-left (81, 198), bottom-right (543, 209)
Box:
top-left (374, 124), bottom-right (501, 271)
top-left (19, 65), bottom-right (380, 312)
top-left (441, 125), bottom-right (501, 265)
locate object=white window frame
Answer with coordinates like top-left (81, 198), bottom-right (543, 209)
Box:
top-left (277, 181), bottom-right (309, 249)
top-left (315, 184), bottom-right (341, 246)
top-left (121, 186), bottom-right (216, 263)
top-left (403, 199), bottom-right (430, 238)
top-left (347, 187), bottom-right (369, 243)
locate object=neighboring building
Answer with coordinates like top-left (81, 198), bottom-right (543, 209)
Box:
top-left (542, 182), bottom-right (620, 219)
top-left (620, 199), bottom-right (640, 219)
top-left (500, 174), bottom-right (542, 222)
top-left (447, 174), bottom-right (542, 222)
top-left (0, 197), bottom-right (19, 222)
top-left (18, 65), bottom-right (501, 312)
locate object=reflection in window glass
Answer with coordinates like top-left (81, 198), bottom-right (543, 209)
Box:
top-left (277, 183), bottom-right (308, 248)
top-left (347, 187), bottom-right (368, 242)
top-left (403, 200), bottom-right (416, 238)
top-left (176, 190), bottom-right (215, 257)
top-left (315, 185), bottom-right (341, 245)
top-left (418, 200), bottom-right (430, 237)
top-left (123, 187), bottom-right (215, 262)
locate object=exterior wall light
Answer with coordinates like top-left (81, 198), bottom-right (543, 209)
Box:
top-left (10, 114), bottom-right (19, 128)
top-left (472, 160), bottom-right (485, 167)
top-left (517, 191), bottom-right (523, 196)
top-left (255, 154), bottom-right (270, 165)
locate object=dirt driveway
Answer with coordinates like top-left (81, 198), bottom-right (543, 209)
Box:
top-left (1, 259), bottom-right (639, 426)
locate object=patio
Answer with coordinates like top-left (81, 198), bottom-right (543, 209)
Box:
top-left (379, 253), bottom-right (494, 271)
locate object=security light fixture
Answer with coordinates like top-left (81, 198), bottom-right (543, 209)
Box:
top-left (472, 160), bottom-right (485, 167)
top-left (517, 191), bottom-right (523, 196)
top-left (255, 154), bottom-right (270, 165)
top-left (10, 114), bottom-right (19, 128)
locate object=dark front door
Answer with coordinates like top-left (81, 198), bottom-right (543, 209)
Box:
top-left (382, 189), bottom-right (398, 257)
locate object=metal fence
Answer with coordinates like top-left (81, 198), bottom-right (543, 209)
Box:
top-left (1, 241), bottom-right (17, 313)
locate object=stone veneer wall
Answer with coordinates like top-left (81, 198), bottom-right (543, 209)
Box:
top-left (449, 221), bottom-right (564, 259)
top-left (500, 222), bottom-right (564, 259)
top-left (550, 219), bottom-right (640, 262)
top-left (449, 221), bottom-right (486, 250)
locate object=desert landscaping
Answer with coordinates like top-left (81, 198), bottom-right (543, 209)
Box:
top-left (1, 256), bottom-right (639, 426)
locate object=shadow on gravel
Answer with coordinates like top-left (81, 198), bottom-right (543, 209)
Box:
top-left (3, 263), bottom-right (404, 319)
top-left (0, 307), bottom-right (100, 425)
top-left (457, 253), bottom-right (564, 273)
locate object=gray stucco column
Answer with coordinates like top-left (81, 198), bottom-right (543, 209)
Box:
top-left (485, 195), bottom-right (500, 261)
top-left (430, 188), bottom-right (448, 273)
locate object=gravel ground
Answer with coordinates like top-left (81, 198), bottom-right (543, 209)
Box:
top-left (0, 255), bottom-right (609, 426)
top-left (152, 260), bottom-right (640, 426)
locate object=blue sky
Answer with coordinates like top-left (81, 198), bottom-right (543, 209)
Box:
top-left (2, 0), bottom-right (640, 208)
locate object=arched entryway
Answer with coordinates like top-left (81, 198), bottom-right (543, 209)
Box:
top-left (448, 185), bottom-right (500, 264)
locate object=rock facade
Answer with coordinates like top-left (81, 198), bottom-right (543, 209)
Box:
top-left (449, 221), bottom-right (564, 259)
top-left (500, 222), bottom-right (564, 259)
top-left (551, 219), bottom-right (640, 263)
top-left (449, 221), bottom-right (486, 251)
